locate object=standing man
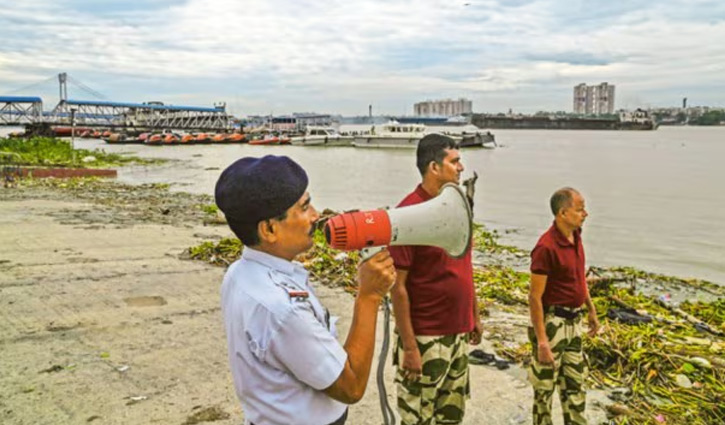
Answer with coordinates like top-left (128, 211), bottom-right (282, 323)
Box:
top-left (215, 155), bottom-right (397, 425)
top-left (389, 134), bottom-right (482, 425)
top-left (528, 187), bottom-right (600, 425)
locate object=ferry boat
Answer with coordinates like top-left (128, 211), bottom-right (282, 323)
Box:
top-left (291, 126), bottom-right (353, 147)
top-left (352, 121), bottom-right (427, 148)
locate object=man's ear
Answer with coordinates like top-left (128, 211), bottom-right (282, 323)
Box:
top-left (257, 220), bottom-right (277, 244)
top-left (428, 160), bottom-right (439, 176)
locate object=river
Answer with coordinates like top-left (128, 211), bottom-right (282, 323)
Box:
top-left (45, 126), bottom-right (725, 285)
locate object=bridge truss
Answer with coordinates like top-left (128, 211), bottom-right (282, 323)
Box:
top-left (0, 96), bottom-right (44, 125)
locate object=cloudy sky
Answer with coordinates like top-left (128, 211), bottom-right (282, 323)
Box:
top-left (1, 0), bottom-right (723, 116)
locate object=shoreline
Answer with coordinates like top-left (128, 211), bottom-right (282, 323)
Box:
top-left (0, 180), bottom-right (613, 425)
top-left (3, 178), bottom-right (723, 424)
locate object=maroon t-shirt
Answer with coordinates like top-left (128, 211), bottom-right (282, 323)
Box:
top-left (388, 184), bottom-right (474, 336)
top-left (530, 223), bottom-right (587, 308)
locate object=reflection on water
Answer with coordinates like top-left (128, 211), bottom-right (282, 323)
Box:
top-left (72, 127), bottom-right (725, 284)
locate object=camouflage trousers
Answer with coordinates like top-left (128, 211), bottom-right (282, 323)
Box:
top-left (528, 312), bottom-right (588, 425)
top-left (394, 333), bottom-right (470, 425)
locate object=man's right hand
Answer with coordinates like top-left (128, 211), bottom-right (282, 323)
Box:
top-left (536, 341), bottom-right (556, 366)
top-left (402, 346), bottom-right (423, 381)
top-left (357, 249), bottom-right (396, 301)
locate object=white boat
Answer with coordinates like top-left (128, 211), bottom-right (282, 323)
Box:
top-left (351, 121), bottom-right (497, 149)
top-left (290, 126), bottom-right (353, 146)
top-left (352, 121), bottom-right (427, 148)
top-left (427, 124), bottom-right (497, 149)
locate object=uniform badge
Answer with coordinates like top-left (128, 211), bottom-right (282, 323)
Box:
top-left (288, 290), bottom-right (309, 300)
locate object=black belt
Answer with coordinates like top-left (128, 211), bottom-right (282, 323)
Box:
top-left (547, 305), bottom-right (584, 320)
top-left (250, 408), bottom-right (347, 425)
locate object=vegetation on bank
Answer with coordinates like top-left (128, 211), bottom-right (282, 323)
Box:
top-left (0, 136), bottom-right (161, 167)
top-left (186, 224), bottom-right (724, 425)
top-left (689, 110), bottom-right (725, 126)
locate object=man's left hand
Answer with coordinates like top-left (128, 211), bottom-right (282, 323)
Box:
top-left (587, 311), bottom-right (600, 337)
top-left (469, 321), bottom-right (483, 345)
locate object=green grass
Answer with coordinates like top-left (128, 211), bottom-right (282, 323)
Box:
top-left (0, 136), bottom-right (161, 168)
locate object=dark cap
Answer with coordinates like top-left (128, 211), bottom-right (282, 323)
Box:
top-left (215, 155), bottom-right (308, 225)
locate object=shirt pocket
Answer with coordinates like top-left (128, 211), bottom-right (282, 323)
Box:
top-left (245, 329), bottom-right (269, 362)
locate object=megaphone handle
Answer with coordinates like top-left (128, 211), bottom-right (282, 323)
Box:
top-left (360, 246), bottom-right (384, 262)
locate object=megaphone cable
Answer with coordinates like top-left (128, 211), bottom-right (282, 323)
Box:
top-left (377, 297), bottom-right (396, 425)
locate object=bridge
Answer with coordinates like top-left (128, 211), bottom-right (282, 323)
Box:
top-left (1, 73), bottom-right (233, 132)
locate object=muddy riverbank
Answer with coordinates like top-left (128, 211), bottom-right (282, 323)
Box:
top-left (0, 179), bottom-right (618, 425)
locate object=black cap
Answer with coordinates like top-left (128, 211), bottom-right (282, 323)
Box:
top-left (215, 155), bottom-right (308, 225)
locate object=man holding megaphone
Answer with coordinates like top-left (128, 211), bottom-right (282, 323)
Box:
top-left (389, 134), bottom-right (482, 425)
top-left (215, 155), bottom-right (397, 425)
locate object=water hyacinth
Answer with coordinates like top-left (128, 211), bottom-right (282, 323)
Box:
top-left (1, 136), bottom-right (160, 168)
top-left (186, 226), bottom-right (724, 424)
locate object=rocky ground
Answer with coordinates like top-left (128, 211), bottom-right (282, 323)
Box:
top-left (0, 179), bottom-right (611, 425)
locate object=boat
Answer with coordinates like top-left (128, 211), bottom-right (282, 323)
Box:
top-left (212, 133), bottom-right (227, 143)
top-left (195, 133), bottom-right (211, 143)
top-left (104, 133), bottom-right (127, 144)
top-left (421, 123), bottom-right (497, 149)
top-left (52, 126), bottom-right (92, 137)
top-left (249, 135), bottom-right (280, 145)
top-left (290, 126), bottom-right (354, 147)
top-left (457, 131), bottom-right (497, 148)
top-left (145, 134), bottom-right (163, 145)
top-left (352, 121), bottom-right (427, 148)
top-left (104, 133), bottom-right (143, 144)
top-left (226, 133), bottom-right (246, 143)
top-left (163, 133), bottom-right (180, 144)
top-left (180, 134), bottom-right (195, 144)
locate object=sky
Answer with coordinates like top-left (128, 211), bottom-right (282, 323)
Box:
top-left (1, 0), bottom-right (724, 116)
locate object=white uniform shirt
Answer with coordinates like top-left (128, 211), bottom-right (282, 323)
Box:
top-left (221, 247), bottom-right (348, 425)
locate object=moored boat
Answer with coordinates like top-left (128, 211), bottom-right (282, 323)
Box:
top-left (291, 126), bottom-right (353, 147)
top-left (146, 134), bottom-right (163, 145)
top-left (163, 133), bottom-right (180, 144)
top-left (195, 133), bottom-right (211, 143)
top-left (352, 121), bottom-right (426, 148)
top-left (104, 133), bottom-right (127, 143)
top-left (249, 135), bottom-right (280, 145)
top-left (226, 133), bottom-right (246, 143)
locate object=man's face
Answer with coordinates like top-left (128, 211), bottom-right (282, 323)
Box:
top-left (560, 192), bottom-right (588, 228)
top-left (271, 191), bottom-right (320, 256)
top-left (437, 148), bottom-right (464, 185)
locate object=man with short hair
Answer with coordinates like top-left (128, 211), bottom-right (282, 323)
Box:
top-left (389, 134), bottom-right (482, 425)
top-left (528, 187), bottom-right (600, 425)
top-left (215, 155), bottom-right (397, 425)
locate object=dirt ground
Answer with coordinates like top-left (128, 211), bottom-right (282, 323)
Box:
top-left (0, 183), bottom-right (609, 425)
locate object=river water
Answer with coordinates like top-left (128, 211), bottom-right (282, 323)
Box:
top-left (49, 126), bottom-right (725, 285)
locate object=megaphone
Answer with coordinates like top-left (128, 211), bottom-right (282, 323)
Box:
top-left (324, 183), bottom-right (473, 258)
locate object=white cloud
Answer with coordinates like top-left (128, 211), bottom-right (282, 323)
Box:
top-left (0, 0), bottom-right (723, 114)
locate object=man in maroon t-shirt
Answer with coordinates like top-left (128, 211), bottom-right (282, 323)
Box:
top-left (389, 134), bottom-right (481, 425)
top-left (528, 187), bottom-right (600, 425)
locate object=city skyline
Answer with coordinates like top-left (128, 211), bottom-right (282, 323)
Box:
top-left (1, 0), bottom-right (724, 116)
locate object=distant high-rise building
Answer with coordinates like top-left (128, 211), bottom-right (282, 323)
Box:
top-left (414, 98), bottom-right (472, 117)
top-left (573, 83), bottom-right (615, 115)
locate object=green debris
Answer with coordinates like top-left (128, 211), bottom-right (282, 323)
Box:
top-left (1, 136), bottom-right (161, 168)
top-left (186, 223), bottom-right (724, 425)
top-left (472, 223), bottom-right (525, 255)
top-left (199, 203), bottom-right (219, 216)
top-left (187, 238), bottom-right (242, 267)
top-left (473, 265), bottom-right (529, 306)
top-left (182, 406), bottom-right (230, 424)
